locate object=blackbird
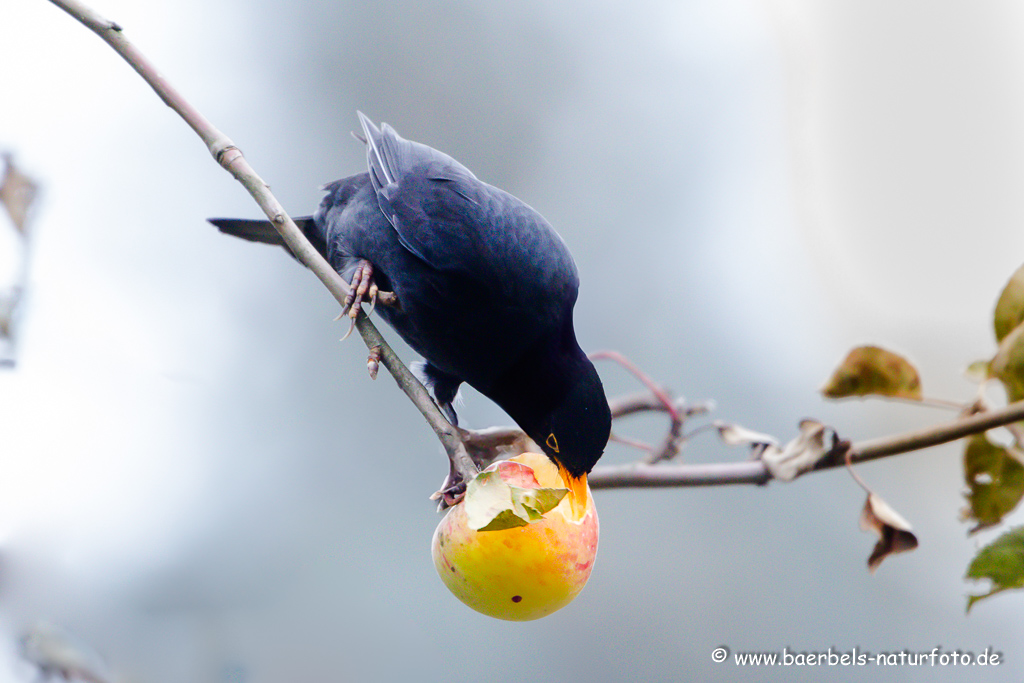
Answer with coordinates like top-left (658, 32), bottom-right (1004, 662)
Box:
top-left (210, 113), bottom-right (611, 512)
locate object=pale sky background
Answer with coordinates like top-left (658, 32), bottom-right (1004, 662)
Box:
top-left (2, 1), bottom-right (1024, 682)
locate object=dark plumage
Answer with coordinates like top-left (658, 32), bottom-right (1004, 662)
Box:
top-left (210, 113), bottom-right (610, 504)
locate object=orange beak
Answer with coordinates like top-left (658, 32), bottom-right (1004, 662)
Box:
top-left (557, 462), bottom-right (589, 521)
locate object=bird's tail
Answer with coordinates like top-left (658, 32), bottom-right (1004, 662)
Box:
top-left (207, 216), bottom-right (326, 263)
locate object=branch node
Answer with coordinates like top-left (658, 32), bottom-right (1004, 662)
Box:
top-left (367, 346), bottom-right (382, 380)
top-left (377, 290), bottom-right (399, 308)
top-left (815, 437), bottom-right (852, 471)
top-left (212, 142), bottom-right (240, 167)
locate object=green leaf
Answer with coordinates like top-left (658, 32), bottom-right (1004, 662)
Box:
top-left (962, 435), bottom-right (1024, 532)
top-left (822, 346), bottom-right (922, 400)
top-left (463, 467), bottom-right (568, 532)
top-left (475, 509), bottom-right (533, 532)
top-left (464, 471), bottom-right (529, 531)
top-left (991, 322), bottom-right (1024, 403)
top-left (966, 526), bottom-right (1024, 612)
top-left (994, 264), bottom-right (1024, 343)
top-left (510, 485), bottom-right (567, 520)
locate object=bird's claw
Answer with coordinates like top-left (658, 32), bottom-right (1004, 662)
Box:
top-left (338, 260), bottom-right (373, 341)
top-left (345, 260), bottom-right (378, 319)
top-left (339, 318), bottom-right (356, 342)
top-left (338, 260), bottom-right (397, 341)
top-left (431, 463), bottom-right (467, 510)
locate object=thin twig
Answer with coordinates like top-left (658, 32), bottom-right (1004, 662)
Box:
top-left (609, 432), bottom-right (655, 452)
top-left (591, 352), bottom-right (688, 462)
top-left (47, 0), bottom-right (478, 485)
top-left (843, 448), bottom-right (872, 494)
top-left (866, 394), bottom-right (966, 411)
top-left (591, 351), bottom-right (681, 422)
top-left (607, 392), bottom-right (709, 420)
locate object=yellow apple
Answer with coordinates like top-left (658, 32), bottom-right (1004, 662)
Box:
top-left (431, 452), bottom-right (599, 621)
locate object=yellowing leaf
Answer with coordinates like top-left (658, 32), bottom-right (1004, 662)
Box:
top-left (966, 526), bottom-right (1024, 612)
top-left (859, 493), bottom-right (918, 573)
top-left (994, 264), bottom-right (1024, 343)
top-left (822, 346), bottom-right (922, 400)
top-left (962, 435), bottom-right (1024, 533)
top-left (991, 322), bottom-right (1024, 403)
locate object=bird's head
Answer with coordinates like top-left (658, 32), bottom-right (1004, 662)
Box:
top-left (533, 363), bottom-right (611, 519)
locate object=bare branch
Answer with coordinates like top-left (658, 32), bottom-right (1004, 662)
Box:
top-left (591, 460), bottom-right (770, 488)
top-left (608, 391), bottom-right (672, 419)
top-left (590, 398), bottom-right (1024, 489)
top-left (841, 399), bottom-right (1024, 465)
top-left (47, 0), bottom-right (478, 485)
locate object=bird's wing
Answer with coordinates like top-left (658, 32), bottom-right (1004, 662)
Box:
top-left (356, 113), bottom-right (578, 294)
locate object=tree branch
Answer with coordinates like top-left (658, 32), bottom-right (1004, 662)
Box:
top-left (589, 398), bottom-right (1024, 489)
top-left (47, 0), bottom-right (478, 485)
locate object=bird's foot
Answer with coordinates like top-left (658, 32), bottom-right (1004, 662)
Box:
top-left (345, 260), bottom-right (378, 318)
top-left (430, 428), bottom-right (538, 510)
top-left (338, 260), bottom-right (397, 340)
top-left (431, 461), bottom-right (467, 509)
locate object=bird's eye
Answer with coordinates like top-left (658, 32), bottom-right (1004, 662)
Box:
top-left (546, 433), bottom-right (560, 453)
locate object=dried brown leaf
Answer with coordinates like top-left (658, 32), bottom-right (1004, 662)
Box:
top-left (715, 422), bottom-right (778, 448)
top-left (822, 345), bottom-right (921, 400)
top-left (859, 493), bottom-right (919, 573)
top-left (0, 155), bottom-right (38, 235)
top-left (0, 294), bottom-right (13, 338)
top-left (761, 419), bottom-right (831, 481)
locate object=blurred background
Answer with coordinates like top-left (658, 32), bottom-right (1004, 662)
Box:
top-left (2, 0), bottom-right (1024, 681)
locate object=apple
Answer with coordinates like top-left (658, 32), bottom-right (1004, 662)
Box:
top-left (431, 452), bottom-right (599, 621)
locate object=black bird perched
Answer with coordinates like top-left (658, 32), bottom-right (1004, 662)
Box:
top-left (210, 113), bottom-right (611, 515)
